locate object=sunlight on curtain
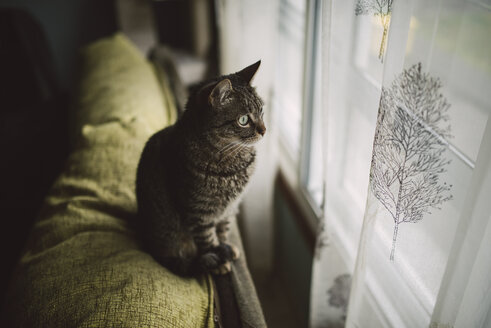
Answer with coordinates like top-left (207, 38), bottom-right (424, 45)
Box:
top-left (311, 0), bottom-right (491, 327)
top-left (310, 0), bottom-right (384, 326)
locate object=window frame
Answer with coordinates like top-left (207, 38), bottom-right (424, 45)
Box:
top-left (275, 0), bottom-right (324, 234)
top-left (299, 0), bottom-right (324, 217)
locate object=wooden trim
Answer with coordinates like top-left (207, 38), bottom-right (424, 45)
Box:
top-left (275, 171), bottom-right (317, 255)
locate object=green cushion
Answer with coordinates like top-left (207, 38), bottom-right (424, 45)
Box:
top-left (3, 33), bottom-right (213, 328)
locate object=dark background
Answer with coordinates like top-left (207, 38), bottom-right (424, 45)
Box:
top-left (0, 0), bottom-right (118, 307)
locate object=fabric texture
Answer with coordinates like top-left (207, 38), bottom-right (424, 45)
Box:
top-left (2, 33), bottom-right (213, 328)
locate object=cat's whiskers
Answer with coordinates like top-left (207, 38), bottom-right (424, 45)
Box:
top-left (226, 141), bottom-right (248, 161)
top-left (218, 142), bottom-right (245, 163)
top-left (218, 144), bottom-right (241, 163)
top-left (217, 141), bottom-right (239, 155)
top-left (216, 141), bottom-right (240, 163)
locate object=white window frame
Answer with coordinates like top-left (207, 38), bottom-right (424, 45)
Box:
top-left (275, 0), bottom-right (324, 234)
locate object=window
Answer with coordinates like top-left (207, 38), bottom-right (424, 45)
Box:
top-left (275, 0), bottom-right (308, 161)
top-left (275, 0), bottom-right (383, 227)
top-left (301, 0), bottom-right (323, 209)
top-left (278, 0), bottom-right (491, 326)
top-left (324, 0), bottom-right (387, 252)
top-left (275, 0), bottom-right (324, 220)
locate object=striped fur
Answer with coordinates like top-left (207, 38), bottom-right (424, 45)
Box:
top-left (136, 62), bottom-right (264, 276)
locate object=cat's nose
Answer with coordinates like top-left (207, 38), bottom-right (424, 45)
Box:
top-left (257, 124), bottom-right (266, 136)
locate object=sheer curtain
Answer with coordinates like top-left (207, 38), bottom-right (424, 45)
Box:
top-left (310, 0), bottom-right (491, 327)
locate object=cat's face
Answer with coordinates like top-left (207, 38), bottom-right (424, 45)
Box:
top-left (210, 82), bottom-right (265, 145)
top-left (203, 61), bottom-right (266, 146)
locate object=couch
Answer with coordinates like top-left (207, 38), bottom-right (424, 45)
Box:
top-left (1, 33), bottom-right (266, 328)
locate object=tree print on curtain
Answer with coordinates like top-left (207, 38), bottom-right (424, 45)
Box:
top-left (370, 63), bottom-right (453, 261)
top-left (327, 274), bottom-right (352, 323)
top-left (355, 0), bottom-right (394, 61)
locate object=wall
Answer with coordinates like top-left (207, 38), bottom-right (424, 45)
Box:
top-left (0, 0), bottom-right (117, 89)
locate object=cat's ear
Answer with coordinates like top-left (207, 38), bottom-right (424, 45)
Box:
top-left (209, 79), bottom-right (233, 107)
top-left (236, 60), bottom-right (261, 84)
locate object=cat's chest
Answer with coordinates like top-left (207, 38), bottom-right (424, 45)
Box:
top-left (204, 166), bottom-right (251, 196)
top-left (188, 157), bottom-right (255, 201)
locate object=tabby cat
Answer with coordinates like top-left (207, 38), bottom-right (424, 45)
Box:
top-left (136, 61), bottom-right (265, 276)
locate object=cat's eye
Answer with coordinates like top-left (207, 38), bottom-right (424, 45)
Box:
top-left (238, 115), bottom-right (249, 126)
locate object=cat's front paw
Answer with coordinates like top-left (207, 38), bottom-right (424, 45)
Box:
top-left (215, 242), bottom-right (240, 262)
top-left (198, 252), bottom-right (221, 271)
top-left (211, 261), bottom-right (232, 275)
top-left (198, 252), bottom-right (232, 275)
top-left (197, 243), bottom-right (239, 274)
top-left (229, 244), bottom-right (240, 260)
